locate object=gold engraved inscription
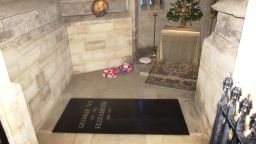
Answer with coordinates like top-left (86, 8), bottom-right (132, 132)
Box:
top-left (106, 108), bottom-right (112, 120)
top-left (95, 102), bottom-right (107, 129)
top-left (78, 101), bottom-right (93, 129)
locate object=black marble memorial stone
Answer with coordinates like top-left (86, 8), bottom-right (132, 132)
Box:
top-left (53, 99), bottom-right (189, 135)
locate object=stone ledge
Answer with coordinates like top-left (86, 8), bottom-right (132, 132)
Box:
top-left (60, 0), bottom-right (128, 17)
top-left (62, 12), bottom-right (130, 25)
top-left (211, 0), bottom-right (248, 18)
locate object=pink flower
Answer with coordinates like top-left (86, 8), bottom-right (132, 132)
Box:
top-left (103, 68), bottom-right (118, 79)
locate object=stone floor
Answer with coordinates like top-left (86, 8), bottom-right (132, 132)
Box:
top-left (37, 71), bottom-right (209, 144)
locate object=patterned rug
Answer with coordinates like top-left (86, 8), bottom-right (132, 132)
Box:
top-left (145, 62), bottom-right (198, 91)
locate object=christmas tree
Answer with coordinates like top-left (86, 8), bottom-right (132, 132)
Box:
top-left (167, 0), bottom-right (203, 27)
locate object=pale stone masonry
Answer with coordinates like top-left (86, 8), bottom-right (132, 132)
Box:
top-left (137, 0), bottom-right (172, 50)
top-left (195, 1), bottom-right (246, 135)
top-left (60, 0), bottom-right (128, 17)
top-left (0, 0), bottom-right (254, 143)
top-left (67, 17), bottom-right (133, 74)
top-left (0, 0), bottom-right (133, 136)
top-left (0, 4), bottom-right (58, 43)
top-left (0, 3), bottom-right (73, 131)
top-left (0, 50), bottom-right (38, 143)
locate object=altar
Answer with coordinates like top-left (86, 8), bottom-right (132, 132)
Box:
top-left (157, 26), bottom-right (201, 65)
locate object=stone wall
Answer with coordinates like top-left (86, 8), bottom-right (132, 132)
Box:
top-left (0, 3), bottom-right (73, 131)
top-left (195, 0), bottom-right (246, 135)
top-left (0, 50), bottom-right (38, 144)
top-left (137, 0), bottom-right (172, 50)
top-left (232, 0), bottom-right (256, 135)
top-left (67, 17), bottom-right (133, 74)
top-left (0, 0), bottom-right (58, 20)
top-left (200, 0), bottom-right (217, 42)
top-left (60, 0), bottom-right (128, 17)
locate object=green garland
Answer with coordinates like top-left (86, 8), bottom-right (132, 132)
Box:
top-left (167, 0), bottom-right (203, 25)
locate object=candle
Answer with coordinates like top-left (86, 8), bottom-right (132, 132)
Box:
top-left (155, 0), bottom-right (159, 10)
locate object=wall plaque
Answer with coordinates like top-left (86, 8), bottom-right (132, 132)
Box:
top-left (92, 0), bottom-right (109, 17)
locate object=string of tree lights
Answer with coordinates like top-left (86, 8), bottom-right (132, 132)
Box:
top-left (167, 0), bottom-right (203, 26)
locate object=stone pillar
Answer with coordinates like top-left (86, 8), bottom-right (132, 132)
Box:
top-left (0, 50), bottom-right (38, 143)
top-left (128, 0), bottom-right (137, 60)
top-left (233, 0), bottom-right (256, 126)
top-left (194, 0), bottom-right (247, 136)
top-left (233, 0), bottom-right (256, 96)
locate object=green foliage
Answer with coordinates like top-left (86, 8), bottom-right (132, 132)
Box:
top-left (167, 0), bottom-right (203, 24)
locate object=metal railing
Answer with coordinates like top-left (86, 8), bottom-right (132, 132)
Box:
top-left (210, 74), bottom-right (256, 144)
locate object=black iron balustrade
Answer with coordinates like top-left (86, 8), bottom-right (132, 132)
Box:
top-left (210, 73), bottom-right (256, 144)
